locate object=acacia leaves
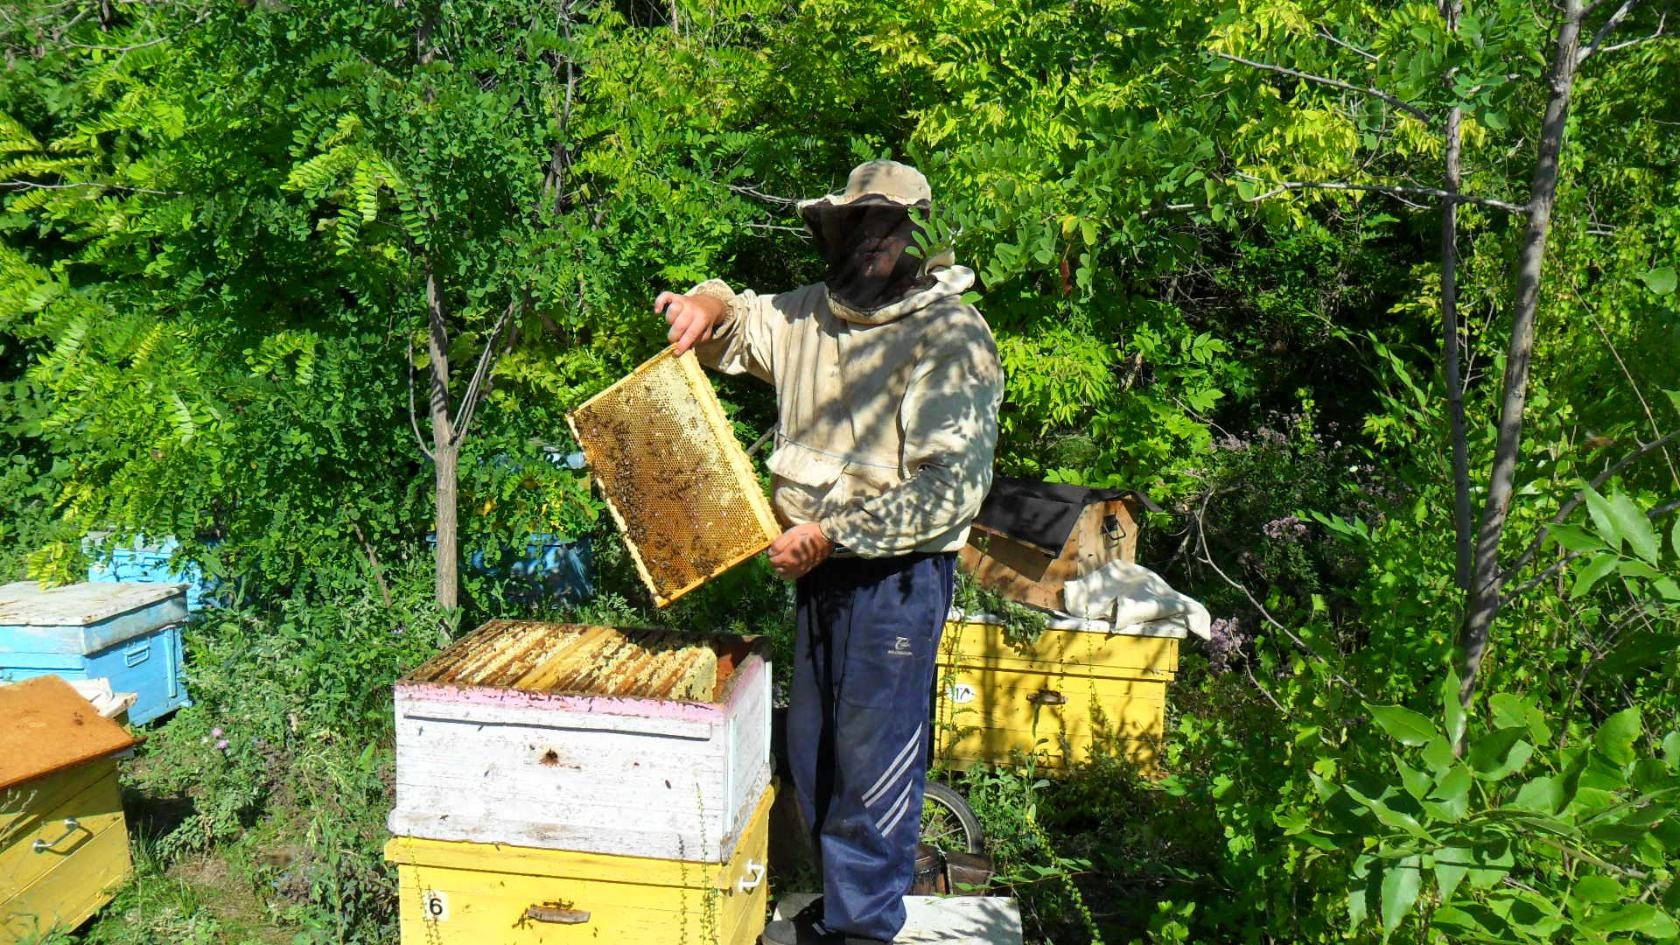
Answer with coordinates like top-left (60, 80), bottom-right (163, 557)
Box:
top-left (1548, 487), bottom-right (1680, 604)
top-left (1325, 678), bottom-right (1680, 944)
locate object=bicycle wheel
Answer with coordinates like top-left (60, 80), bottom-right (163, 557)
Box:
top-left (920, 780), bottom-right (984, 855)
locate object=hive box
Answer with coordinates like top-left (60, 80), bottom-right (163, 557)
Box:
top-left (933, 615), bottom-right (1181, 775)
top-left (1, 676), bottom-right (137, 944)
top-left (0, 582), bottom-right (189, 726)
top-left (385, 784), bottom-right (773, 945)
top-left (957, 477), bottom-right (1149, 613)
top-left (84, 534), bottom-right (217, 611)
top-left (389, 621), bottom-right (772, 862)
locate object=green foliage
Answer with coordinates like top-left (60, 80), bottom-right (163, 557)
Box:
top-left (0, 0), bottom-right (1676, 943)
top-left (1316, 674), bottom-right (1680, 944)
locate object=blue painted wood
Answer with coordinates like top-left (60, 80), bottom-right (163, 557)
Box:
top-left (448, 534), bottom-right (594, 604)
top-left (85, 536), bottom-right (218, 611)
top-left (0, 624), bottom-right (189, 725)
top-left (0, 582), bottom-right (188, 654)
top-left (0, 581), bottom-right (191, 726)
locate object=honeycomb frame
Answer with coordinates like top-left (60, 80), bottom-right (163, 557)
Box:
top-left (565, 347), bottom-right (780, 607)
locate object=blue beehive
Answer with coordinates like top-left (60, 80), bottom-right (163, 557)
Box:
top-left (0, 581), bottom-right (190, 725)
top-left (85, 534), bottom-right (219, 611)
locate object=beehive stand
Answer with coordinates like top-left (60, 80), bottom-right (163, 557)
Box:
top-left (565, 347), bottom-right (780, 607)
top-left (773, 894), bottom-right (1024, 945)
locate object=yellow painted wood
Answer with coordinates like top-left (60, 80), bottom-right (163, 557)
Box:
top-left (0, 758), bottom-right (128, 907)
top-left (941, 620), bottom-right (1179, 678)
top-left (388, 785), bottom-right (772, 945)
top-left (0, 763), bottom-right (132, 945)
top-left (935, 621), bottom-right (1176, 774)
top-left (0, 760), bottom-right (110, 839)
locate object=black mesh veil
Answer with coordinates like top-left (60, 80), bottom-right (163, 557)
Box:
top-left (801, 196), bottom-right (936, 314)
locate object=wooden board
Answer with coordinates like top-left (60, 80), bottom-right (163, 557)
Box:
top-left (0, 677), bottom-right (137, 791)
top-left (0, 581), bottom-right (186, 656)
top-left (939, 620), bottom-right (1180, 679)
top-left (1, 757), bottom-right (132, 944)
top-left (387, 785), bottom-right (772, 945)
top-left (958, 498), bottom-right (1140, 612)
top-left (933, 621), bottom-right (1176, 775)
top-left (390, 633), bottom-right (772, 860)
top-left (565, 348), bottom-right (780, 608)
top-left (773, 894), bottom-right (1023, 945)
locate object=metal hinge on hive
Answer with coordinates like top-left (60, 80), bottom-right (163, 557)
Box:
top-left (565, 347), bottom-right (779, 607)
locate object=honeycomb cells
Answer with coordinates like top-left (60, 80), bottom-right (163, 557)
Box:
top-left (406, 620), bottom-right (724, 702)
top-left (565, 348), bottom-right (780, 606)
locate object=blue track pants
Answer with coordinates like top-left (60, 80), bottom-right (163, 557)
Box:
top-left (788, 552), bottom-right (956, 942)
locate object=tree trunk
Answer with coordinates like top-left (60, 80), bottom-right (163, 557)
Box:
top-left (433, 440), bottom-right (460, 611)
top-left (1439, 0), bottom-right (1474, 591)
top-left (1457, 0), bottom-right (1585, 710)
top-left (426, 265), bottom-right (459, 612)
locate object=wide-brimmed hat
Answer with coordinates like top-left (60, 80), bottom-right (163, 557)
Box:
top-left (797, 160), bottom-right (932, 225)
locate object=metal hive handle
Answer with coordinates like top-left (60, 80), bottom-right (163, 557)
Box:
top-left (33, 817), bottom-right (83, 853)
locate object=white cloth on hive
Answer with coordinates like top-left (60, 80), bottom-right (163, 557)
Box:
top-left (1061, 561), bottom-right (1212, 640)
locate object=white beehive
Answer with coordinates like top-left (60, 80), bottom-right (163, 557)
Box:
top-left (388, 620), bottom-right (772, 863)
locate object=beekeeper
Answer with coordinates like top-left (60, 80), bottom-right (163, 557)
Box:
top-left (655, 160), bottom-right (1003, 945)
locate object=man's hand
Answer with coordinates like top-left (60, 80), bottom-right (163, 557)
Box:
top-left (655, 291), bottom-right (728, 354)
top-left (767, 522), bottom-right (833, 581)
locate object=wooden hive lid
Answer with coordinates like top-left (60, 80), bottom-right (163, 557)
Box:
top-left (0, 675), bottom-right (138, 791)
top-left (0, 579), bottom-right (185, 627)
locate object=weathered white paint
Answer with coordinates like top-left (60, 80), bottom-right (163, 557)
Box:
top-left (390, 653), bottom-right (772, 862)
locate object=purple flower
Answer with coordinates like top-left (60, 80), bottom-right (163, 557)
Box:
top-left (1206, 618), bottom-right (1247, 674)
top-left (1263, 515), bottom-right (1309, 541)
top-left (210, 726), bottom-right (223, 738)
top-left (215, 739), bottom-right (230, 751)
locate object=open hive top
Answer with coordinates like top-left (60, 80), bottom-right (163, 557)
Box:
top-left (565, 348), bottom-right (779, 607)
top-left (401, 620), bottom-right (746, 703)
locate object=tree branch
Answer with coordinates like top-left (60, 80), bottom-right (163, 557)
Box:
top-left (1499, 430), bottom-right (1680, 584)
top-left (726, 182), bottom-right (801, 206)
top-left (406, 337), bottom-right (435, 463)
top-left (1458, 0), bottom-right (1589, 713)
top-left (451, 297), bottom-right (519, 447)
top-left (1237, 175), bottom-right (1530, 213)
top-left (1214, 51), bottom-right (1435, 123)
top-left (1577, 0), bottom-right (1640, 62)
top-left (1191, 490), bottom-right (1368, 699)
top-left (1590, 17), bottom-right (1666, 57)
top-left (1, 180), bottom-right (180, 196)
top-left (1504, 497), bottom-right (1680, 599)
top-left (1318, 27), bottom-right (1380, 61)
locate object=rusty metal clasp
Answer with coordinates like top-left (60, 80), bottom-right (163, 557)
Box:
top-left (525, 902), bottom-right (591, 925)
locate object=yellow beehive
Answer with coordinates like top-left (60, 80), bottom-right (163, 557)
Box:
top-left (1, 676), bottom-right (136, 944)
top-left (385, 783), bottom-right (773, 945)
top-left (933, 617), bottom-right (1179, 775)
